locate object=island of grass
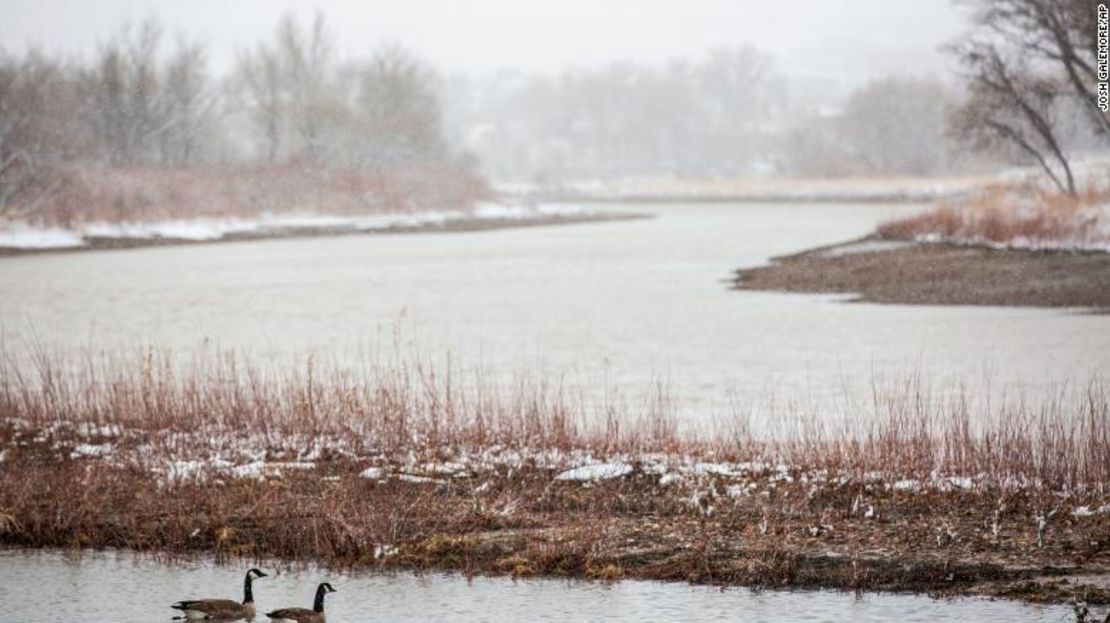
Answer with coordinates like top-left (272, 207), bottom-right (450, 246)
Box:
top-left (734, 186), bottom-right (1110, 311)
top-left (0, 351), bottom-right (1106, 608)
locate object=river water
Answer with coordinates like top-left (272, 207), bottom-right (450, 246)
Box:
top-left (0, 203), bottom-right (1107, 422)
top-left (0, 549), bottom-right (1074, 622)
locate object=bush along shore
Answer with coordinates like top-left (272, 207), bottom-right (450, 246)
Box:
top-left (0, 352), bottom-right (1107, 606)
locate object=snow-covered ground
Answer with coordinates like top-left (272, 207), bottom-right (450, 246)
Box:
top-left (912, 230), bottom-right (1110, 254)
top-left (6, 416), bottom-right (1106, 521)
top-left (0, 203), bottom-right (595, 251)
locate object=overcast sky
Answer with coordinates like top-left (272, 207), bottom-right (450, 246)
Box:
top-left (0, 0), bottom-right (971, 82)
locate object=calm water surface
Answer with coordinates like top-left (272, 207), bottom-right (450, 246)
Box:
top-left (0, 550), bottom-right (1074, 623)
top-left (0, 203), bottom-right (1106, 421)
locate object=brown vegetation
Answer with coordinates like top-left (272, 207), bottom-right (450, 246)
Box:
top-left (0, 351), bottom-right (1107, 604)
top-left (18, 162), bottom-right (488, 227)
top-left (876, 185), bottom-right (1110, 250)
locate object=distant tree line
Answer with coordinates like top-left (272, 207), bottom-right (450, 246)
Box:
top-left (2, 2), bottom-right (1105, 217)
top-left (446, 54), bottom-right (961, 185)
top-left (0, 12), bottom-right (459, 220)
top-left (446, 0), bottom-right (1105, 189)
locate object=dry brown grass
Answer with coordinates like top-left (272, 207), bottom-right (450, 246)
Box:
top-left (23, 162), bottom-right (489, 227)
top-left (0, 350), bottom-right (1107, 603)
top-left (1, 348), bottom-right (1106, 491)
top-left (877, 184), bottom-right (1110, 250)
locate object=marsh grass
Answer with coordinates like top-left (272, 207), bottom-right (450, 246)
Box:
top-left (3, 348), bottom-right (1105, 489)
top-left (877, 184), bottom-right (1110, 250)
top-left (21, 162), bottom-right (489, 227)
top-left (0, 349), bottom-right (1107, 602)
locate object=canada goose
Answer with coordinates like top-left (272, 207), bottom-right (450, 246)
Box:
top-left (171, 567), bottom-right (268, 620)
top-left (265, 582), bottom-right (337, 623)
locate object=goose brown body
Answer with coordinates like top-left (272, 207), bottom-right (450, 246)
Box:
top-left (265, 582), bottom-right (335, 623)
top-left (172, 568), bottom-right (267, 620)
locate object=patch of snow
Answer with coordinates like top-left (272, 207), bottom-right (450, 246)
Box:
top-left (658, 473), bottom-right (684, 487)
top-left (420, 461), bottom-right (468, 476)
top-left (1073, 505), bottom-right (1110, 517)
top-left (374, 544), bottom-right (398, 560)
top-left (75, 423), bottom-right (122, 438)
top-left (725, 484), bottom-right (748, 498)
top-left (70, 443), bottom-right (113, 459)
top-left (231, 460), bottom-right (268, 480)
top-left (1, 203), bottom-right (597, 251)
top-left (397, 474), bottom-right (446, 485)
top-left (892, 479), bottom-right (921, 492)
top-left (555, 462), bottom-right (633, 482)
top-left (941, 476), bottom-right (974, 491)
top-left (359, 467), bottom-right (385, 480)
top-left (164, 460), bottom-right (213, 484)
top-left (271, 461), bottom-right (315, 470)
top-left (0, 227), bottom-right (85, 249)
top-left (691, 462), bottom-right (747, 478)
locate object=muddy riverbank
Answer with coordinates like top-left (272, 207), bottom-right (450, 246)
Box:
top-left (733, 237), bottom-right (1110, 311)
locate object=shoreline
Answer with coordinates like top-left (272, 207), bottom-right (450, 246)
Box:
top-left (0, 211), bottom-right (645, 258)
top-left (515, 192), bottom-right (955, 205)
top-left (733, 236), bottom-right (1110, 311)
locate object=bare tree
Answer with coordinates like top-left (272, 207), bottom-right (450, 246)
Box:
top-left (233, 45), bottom-right (285, 162)
top-left (0, 51), bottom-right (77, 220)
top-left (952, 41), bottom-right (1076, 194)
top-left (231, 12), bottom-right (342, 163)
top-left (971, 0), bottom-right (1108, 138)
top-left (275, 11), bottom-right (338, 162)
top-left (158, 40), bottom-right (211, 165)
top-left (350, 45), bottom-right (444, 169)
top-left (839, 77), bottom-right (951, 175)
top-left (83, 19), bottom-right (167, 165)
top-left (950, 0), bottom-right (1107, 195)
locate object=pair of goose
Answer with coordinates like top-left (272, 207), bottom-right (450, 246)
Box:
top-left (171, 568), bottom-right (336, 622)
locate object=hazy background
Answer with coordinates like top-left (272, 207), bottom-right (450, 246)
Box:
top-left (1, 0), bottom-right (968, 78)
top-left (1, 0), bottom-right (1100, 201)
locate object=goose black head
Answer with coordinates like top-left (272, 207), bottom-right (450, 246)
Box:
top-left (243, 568), bottom-right (267, 604)
top-left (313, 582), bottom-right (337, 613)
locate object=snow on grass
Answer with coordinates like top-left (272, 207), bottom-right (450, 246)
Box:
top-left (0, 204), bottom-right (598, 250)
top-left (913, 232), bottom-right (1110, 254)
top-left (892, 479), bottom-right (922, 492)
top-left (359, 467), bottom-right (385, 481)
top-left (658, 473), bottom-right (684, 487)
top-left (70, 443), bottom-right (113, 459)
top-left (1072, 505), bottom-right (1110, 517)
top-left (397, 474), bottom-right (447, 485)
top-left (554, 462), bottom-right (633, 482)
top-left (0, 226), bottom-right (85, 249)
top-left (6, 417), bottom-right (1102, 506)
